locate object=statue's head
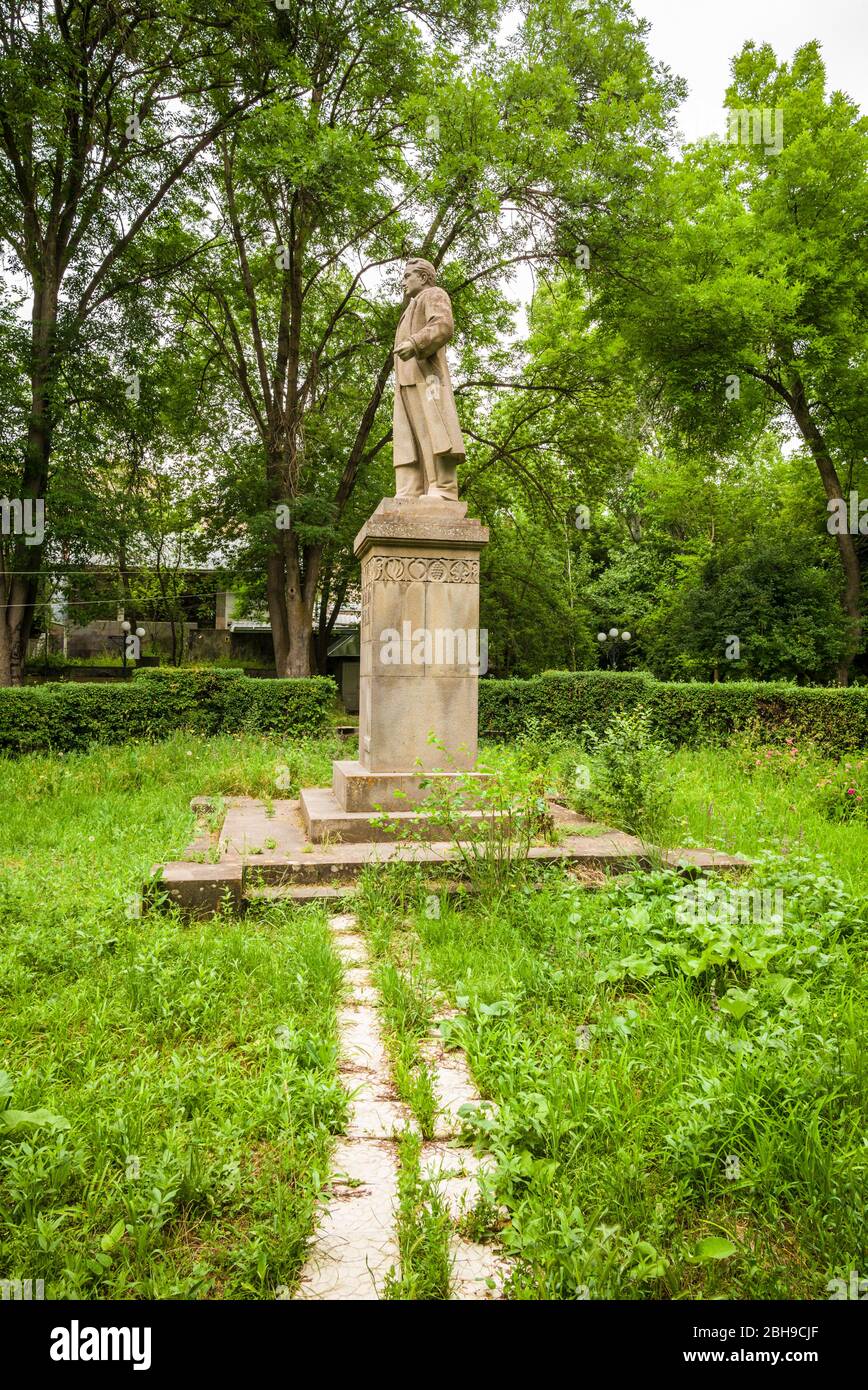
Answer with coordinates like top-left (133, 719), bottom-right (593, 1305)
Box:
top-left (403, 257), bottom-right (437, 297)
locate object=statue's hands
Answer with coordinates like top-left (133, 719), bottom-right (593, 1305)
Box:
top-left (395, 338), bottom-right (416, 360)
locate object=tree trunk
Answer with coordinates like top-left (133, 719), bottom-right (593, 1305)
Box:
top-left (789, 372), bottom-right (862, 685)
top-left (266, 547), bottom-right (291, 674)
top-left (0, 577), bottom-right (31, 686)
top-left (0, 276), bottom-right (58, 686)
top-left (266, 524), bottom-right (321, 677)
top-left (315, 560), bottom-right (333, 674)
top-left (286, 594), bottom-right (314, 677)
top-left (314, 565), bottom-right (351, 674)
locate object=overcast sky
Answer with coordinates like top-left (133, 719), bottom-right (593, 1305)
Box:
top-left (633, 0), bottom-right (867, 145)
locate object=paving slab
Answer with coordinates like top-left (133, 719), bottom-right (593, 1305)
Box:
top-left (294, 912), bottom-right (414, 1300)
top-left (448, 1235), bottom-right (510, 1300)
top-left (294, 1140), bottom-right (400, 1300)
top-left (294, 910), bottom-right (513, 1300)
top-left (420, 1035), bottom-right (483, 1139)
top-left (421, 1144), bottom-right (494, 1221)
top-left (347, 1097), bottom-right (418, 1140)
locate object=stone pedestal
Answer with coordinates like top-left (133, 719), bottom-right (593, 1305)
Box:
top-left (300, 496), bottom-right (489, 842)
top-left (356, 496), bottom-right (488, 773)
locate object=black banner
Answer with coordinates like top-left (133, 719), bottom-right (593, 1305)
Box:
top-left (4, 1298), bottom-right (861, 1376)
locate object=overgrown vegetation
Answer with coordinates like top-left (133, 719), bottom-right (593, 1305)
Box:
top-left (354, 721), bottom-right (868, 1299)
top-left (577, 707), bottom-right (674, 850)
top-left (0, 735), bottom-right (346, 1298)
top-left (360, 857), bottom-right (865, 1299)
top-left (2, 728), bottom-right (865, 1299)
top-left (383, 1131), bottom-right (454, 1301)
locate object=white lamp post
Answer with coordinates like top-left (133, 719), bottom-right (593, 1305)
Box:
top-left (597, 626), bottom-right (632, 669)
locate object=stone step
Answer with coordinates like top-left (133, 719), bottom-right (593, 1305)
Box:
top-left (332, 758), bottom-right (490, 812)
top-left (149, 795), bottom-right (751, 917)
top-left (300, 784), bottom-right (496, 844)
top-left (245, 884), bottom-right (355, 904)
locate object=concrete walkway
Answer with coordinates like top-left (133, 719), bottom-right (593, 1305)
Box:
top-left (294, 913), bottom-right (508, 1301)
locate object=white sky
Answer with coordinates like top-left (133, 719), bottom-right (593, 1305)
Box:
top-left (633, 0), bottom-right (868, 145)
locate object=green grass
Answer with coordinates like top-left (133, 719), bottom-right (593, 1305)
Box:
top-left (383, 1130), bottom-right (453, 1301)
top-left (357, 863), bottom-right (866, 1300)
top-left (0, 733), bottom-right (349, 1299)
top-left (507, 727), bottom-right (868, 888)
top-left (667, 742), bottom-right (868, 893)
top-left (2, 728), bottom-right (865, 1301)
top-left (371, 956), bottom-right (440, 1139)
top-left (355, 732), bottom-right (868, 1300)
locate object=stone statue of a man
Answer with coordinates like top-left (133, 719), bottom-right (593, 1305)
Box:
top-left (393, 258), bottom-right (465, 501)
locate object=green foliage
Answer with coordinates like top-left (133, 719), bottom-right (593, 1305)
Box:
top-left (0, 1072), bottom-right (70, 1137)
top-left (0, 671), bottom-right (336, 754)
top-left (384, 1130), bottom-right (454, 1301)
top-left (479, 670), bottom-right (868, 753)
top-left (588, 40), bottom-right (868, 678)
top-left (372, 858), bottom-right (865, 1299)
top-left (0, 734), bottom-right (348, 1299)
top-left (815, 759), bottom-right (868, 824)
top-left (579, 706), bottom-right (675, 848)
top-left (405, 739), bottom-right (557, 893)
top-left (375, 960), bottom-right (440, 1131)
top-left (479, 514), bottom-right (598, 676)
top-left (638, 534), bottom-right (849, 683)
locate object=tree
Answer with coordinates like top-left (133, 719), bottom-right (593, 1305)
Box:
top-left (175, 0), bottom-right (682, 674)
top-left (0, 0), bottom-right (277, 683)
top-left (590, 40), bottom-right (868, 682)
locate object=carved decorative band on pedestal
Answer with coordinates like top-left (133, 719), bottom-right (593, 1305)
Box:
top-left (363, 555), bottom-right (479, 585)
top-left (361, 555), bottom-right (480, 641)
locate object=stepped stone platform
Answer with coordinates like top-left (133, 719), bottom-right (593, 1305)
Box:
top-left (147, 795), bottom-right (749, 918)
top-left (300, 759), bottom-right (495, 844)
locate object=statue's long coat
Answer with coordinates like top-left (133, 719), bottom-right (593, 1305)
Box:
top-left (392, 286), bottom-right (466, 469)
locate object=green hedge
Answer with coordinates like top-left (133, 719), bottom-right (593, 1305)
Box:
top-left (0, 668), bottom-right (336, 755)
top-left (5, 665), bottom-right (865, 757)
top-left (478, 671), bottom-right (868, 753)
